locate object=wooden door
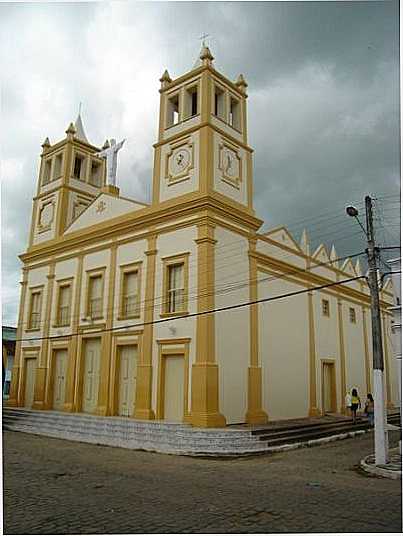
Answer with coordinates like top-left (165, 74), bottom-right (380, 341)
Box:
top-left (322, 362), bottom-right (335, 414)
top-left (53, 349), bottom-right (67, 410)
top-left (24, 358), bottom-right (37, 408)
top-left (82, 339), bottom-right (101, 413)
top-left (164, 356), bottom-right (184, 422)
top-left (118, 345), bottom-right (137, 417)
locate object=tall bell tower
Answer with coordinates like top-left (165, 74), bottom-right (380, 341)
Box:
top-left (152, 45), bottom-right (255, 216)
top-left (28, 115), bottom-right (106, 250)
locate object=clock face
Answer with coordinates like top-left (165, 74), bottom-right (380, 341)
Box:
top-left (39, 202), bottom-right (54, 227)
top-left (222, 148), bottom-right (239, 179)
top-left (171, 148), bottom-right (191, 176)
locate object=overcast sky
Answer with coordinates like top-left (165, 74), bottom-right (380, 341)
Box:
top-left (1, 1), bottom-right (400, 325)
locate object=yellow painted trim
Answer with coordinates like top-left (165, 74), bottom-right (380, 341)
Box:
top-left (64, 254), bottom-right (83, 412)
top-left (134, 233), bottom-right (157, 420)
top-left (320, 359), bottom-right (337, 414)
top-left (337, 298), bottom-right (347, 414)
top-left (308, 289), bottom-right (320, 416)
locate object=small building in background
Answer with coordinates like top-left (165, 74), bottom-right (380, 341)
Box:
top-left (3, 326), bottom-right (17, 398)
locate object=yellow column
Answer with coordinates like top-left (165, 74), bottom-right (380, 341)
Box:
top-left (7, 269), bottom-right (28, 407)
top-left (64, 254), bottom-right (83, 412)
top-left (362, 306), bottom-right (371, 394)
top-left (337, 298), bottom-right (348, 414)
top-left (308, 289), bottom-right (320, 416)
top-left (134, 234), bottom-right (157, 420)
top-left (33, 264), bottom-right (56, 410)
top-left (191, 221), bottom-right (226, 427)
top-left (96, 243), bottom-right (117, 416)
top-left (382, 312), bottom-right (393, 408)
top-left (245, 239), bottom-right (268, 424)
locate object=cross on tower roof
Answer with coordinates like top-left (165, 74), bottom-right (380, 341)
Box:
top-left (199, 33), bottom-right (210, 47)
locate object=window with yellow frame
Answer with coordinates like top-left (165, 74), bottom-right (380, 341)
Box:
top-left (85, 270), bottom-right (105, 320)
top-left (119, 263), bottom-right (142, 319)
top-left (55, 280), bottom-right (73, 327)
top-left (27, 287), bottom-right (43, 330)
top-left (161, 254), bottom-right (189, 316)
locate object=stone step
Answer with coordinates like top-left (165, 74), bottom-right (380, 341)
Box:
top-left (262, 423), bottom-right (371, 447)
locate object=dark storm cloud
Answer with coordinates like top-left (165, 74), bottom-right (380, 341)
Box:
top-left (1, 1), bottom-right (400, 324)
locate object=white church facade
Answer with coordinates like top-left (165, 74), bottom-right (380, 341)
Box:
top-left (8, 47), bottom-right (398, 427)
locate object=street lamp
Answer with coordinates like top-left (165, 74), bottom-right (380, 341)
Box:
top-left (346, 197), bottom-right (389, 465)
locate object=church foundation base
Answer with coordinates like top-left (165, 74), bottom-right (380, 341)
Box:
top-left (308, 407), bottom-right (321, 417)
top-left (245, 410), bottom-right (269, 425)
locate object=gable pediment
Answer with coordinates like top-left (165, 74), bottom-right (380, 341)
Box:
top-left (65, 193), bottom-right (148, 235)
top-left (264, 226), bottom-right (302, 253)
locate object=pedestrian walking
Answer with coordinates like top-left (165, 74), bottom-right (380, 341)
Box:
top-left (364, 393), bottom-right (374, 426)
top-left (350, 388), bottom-right (361, 424)
top-left (345, 391), bottom-right (352, 416)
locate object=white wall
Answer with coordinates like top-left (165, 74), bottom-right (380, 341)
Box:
top-left (259, 275), bottom-right (310, 420)
top-left (215, 226), bottom-right (249, 423)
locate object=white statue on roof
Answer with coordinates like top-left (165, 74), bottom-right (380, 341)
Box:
top-left (96, 138), bottom-right (126, 187)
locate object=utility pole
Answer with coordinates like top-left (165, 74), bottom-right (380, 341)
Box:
top-left (365, 195), bottom-right (389, 465)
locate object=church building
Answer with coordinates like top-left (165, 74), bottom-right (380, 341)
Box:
top-left (8, 46), bottom-right (398, 427)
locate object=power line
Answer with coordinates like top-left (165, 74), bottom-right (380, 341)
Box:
top-left (17, 275), bottom-right (366, 343)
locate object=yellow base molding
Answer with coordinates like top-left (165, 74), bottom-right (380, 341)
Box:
top-left (95, 405), bottom-right (109, 416)
top-left (308, 407), bottom-right (321, 417)
top-left (63, 402), bottom-right (75, 412)
top-left (101, 185), bottom-right (120, 197)
top-left (33, 367), bottom-right (47, 408)
top-left (190, 363), bottom-right (226, 428)
top-left (245, 410), bottom-right (269, 425)
top-left (32, 401), bottom-right (47, 410)
top-left (5, 398), bottom-right (19, 407)
top-left (245, 367), bottom-right (268, 424)
top-left (134, 364), bottom-right (154, 420)
top-left (133, 408), bottom-right (156, 420)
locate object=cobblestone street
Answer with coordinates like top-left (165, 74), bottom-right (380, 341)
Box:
top-left (3, 430), bottom-right (402, 534)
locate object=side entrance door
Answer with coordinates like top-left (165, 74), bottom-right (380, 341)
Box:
top-left (118, 345), bottom-right (137, 417)
top-left (82, 339), bottom-right (101, 414)
top-left (24, 358), bottom-right (37, 408)
top-left (322, 361), bottom-right (336, 414)
top-left (53, 349), bottom-right (68, 410)
top-left (164, 355), bottom-right (184, 422)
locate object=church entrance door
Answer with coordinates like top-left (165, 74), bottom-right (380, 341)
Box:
top-left (164, 355), bottom-right (184, 422)
top-left (82, 339), bottom-right (101, 414)
top-left (53, 349), bottom-right (67, 411)
top-left (322, 361), bottom-right (336, 414)
top-left (24, 358), bottom-right (37, 408)
top-left (118, 345), bottom-right (137, 417)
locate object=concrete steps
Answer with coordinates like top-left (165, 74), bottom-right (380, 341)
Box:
top-left (3, 407), bottom-right (400, 456)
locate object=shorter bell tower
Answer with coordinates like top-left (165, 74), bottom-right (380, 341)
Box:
top-left (152, 45), bottom-right (255, 216)
top-left (28, 116), bottom-right (106, 249)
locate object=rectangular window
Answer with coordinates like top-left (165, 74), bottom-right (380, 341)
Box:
top-left (349, 307), bottom-right (356, 324)
top-left (88, 274), bottom-right (103, 319)
top-left (214, 86), bottom-right (225, 119)
top-left (167, 264), bottom-right (184, 313)
top-left (29, 291), bottom-right (42, 330)
top-left (322, 299), bottom-right (330, 317)
top-left (90, 160), bottom-right (102, 186)
top-left (42, 159), bottom-right (52, 185)
top-left (57, 284), bottom-right (71, 326)
top-left (166, 94), bottom-right (179, 127)
top-left (121, 270), bottom-right (140, 318)
top-left (53, 154), bottom-right (63, 180)
top-left (229, 97), bottom-right (240, 130)
top-left (73, 155), bottom-right (85, 180)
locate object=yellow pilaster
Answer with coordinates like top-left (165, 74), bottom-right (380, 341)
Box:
top-left (362, 306), bottom-right (371, 394)
top-left (308, 290), bottom-right (320, 416)
top-left (134, 234), bottom-right (157, 420)
top-left (337, 298), bottom-right (348, 414)
top-left (191, 221), bottom-right (226, 427)
top-left (245, 239), bottom-right (268, 424)
top-left (7, 269), bottom-right (28, 407)
top-left (63, 254), bottom-right (83, 412)
top-left (95, 243), bottom-right (117, 416)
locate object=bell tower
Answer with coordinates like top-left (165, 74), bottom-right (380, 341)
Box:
top-left (28, 115), bottom-right (106, 249)
top-left (152, 45), bottom-right (255, 216)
